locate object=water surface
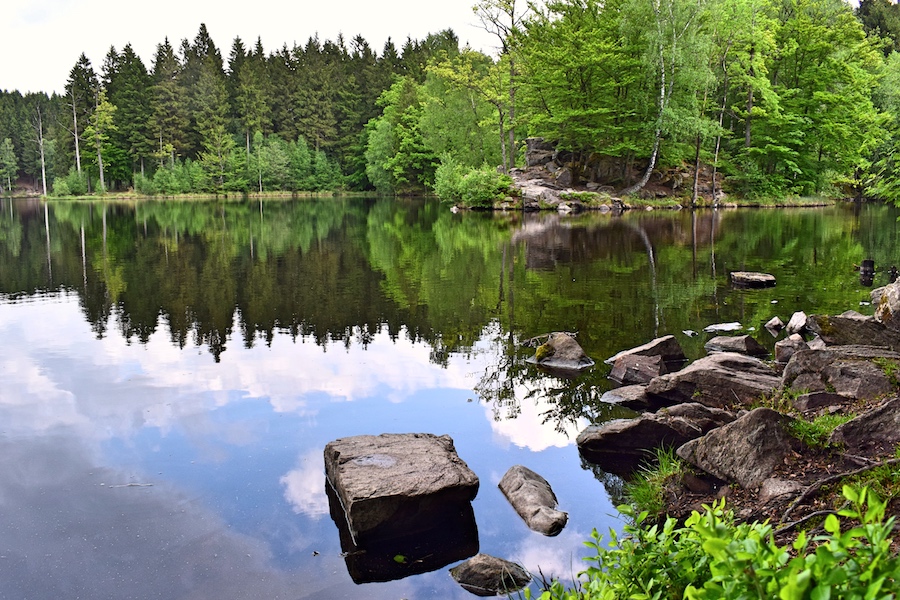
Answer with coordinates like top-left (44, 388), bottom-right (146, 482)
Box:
top-left (0, 198), bottom-right (895, 598)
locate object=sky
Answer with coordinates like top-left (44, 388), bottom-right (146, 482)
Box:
top-left (3, 0), bottom-right (501, 95)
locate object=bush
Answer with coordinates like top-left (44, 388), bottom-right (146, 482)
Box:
top-left (52, 168), bottom-right (88, 196)
top-left (529, 486), bottom-right (900, 600)
top-left (433, 156), bottom-right (512, 208)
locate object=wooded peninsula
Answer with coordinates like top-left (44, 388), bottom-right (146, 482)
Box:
top-left (2, 0), bottom-right (900, 203)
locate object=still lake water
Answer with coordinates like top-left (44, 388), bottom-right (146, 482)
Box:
top-left (0, 197), bottom-right (897, 599)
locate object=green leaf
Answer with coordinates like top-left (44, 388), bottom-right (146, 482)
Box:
top-left (393, 554), bottom-right (407, 564)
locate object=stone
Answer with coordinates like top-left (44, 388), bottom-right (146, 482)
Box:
top-left (872, 282), bottom-right (900, 332)
top-left (792, 391), bottom-right (852, 413)
top-left (775, 334), bottom-right (809, 363)
top-left (704, 335), bottom-right (768, 358)
top-left (782, 346), bottom-right (900, 401)
top-left (730, 272), bottom-right (776, 288)
top-left (765, 316), bottom-right (785, 331)
top-left (599, 385), bottom-right (657, 411)
top-left (646, 352), bottom-right (781, 409)
top-left (604, 335), bottom-right (687, 369)
top-left (577, 403), bottom-right (735, 477)
top-left (676, 408), bottom-right (796, 489)
top-left (324, 433), bottom-right (479, 544)
top-left (786, 311), bottom-right (808, 334)
top-left (806, 314), bottom-right (900, 350)
top-left (498, 465), bottom-right (568, 536)
top-left (450, 554), bottom-right (531, 597)
top-left (610, 354), bottom-right (669, 384)
top-left (829, 397), bottom-right (900, 455)
top-left (703, 322), bottom-right (743, 333)
top-left (526, 332), bottom-right (595, 373)
top-left (759, 478), bottom-right (804, 504)
top-left (807, 336), bottom-right (827, 350)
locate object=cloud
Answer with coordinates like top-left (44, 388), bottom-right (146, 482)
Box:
top-left (280, 449), bottom-right (329, 518)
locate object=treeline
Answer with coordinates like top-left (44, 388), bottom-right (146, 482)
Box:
top-left (4, 0), bottom-right (900, 200)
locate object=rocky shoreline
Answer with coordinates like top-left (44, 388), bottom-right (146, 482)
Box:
top-left (576, 277), bottom-right (900, 536)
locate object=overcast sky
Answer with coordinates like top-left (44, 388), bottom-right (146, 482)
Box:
top-left (3, 0), bottom-right (501, 95)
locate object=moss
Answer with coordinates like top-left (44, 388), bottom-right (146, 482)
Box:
top-left (816, 315), bottom-right (836, 337)
top-left (534, 343), bottom-right (555, 363)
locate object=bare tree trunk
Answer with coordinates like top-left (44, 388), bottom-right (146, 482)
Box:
top-left (35, 106), bottom-right (48, 196)
top-left (692, 134), bottom-right (702, 205)
top-left (71, 90), bottom-right (82, 174)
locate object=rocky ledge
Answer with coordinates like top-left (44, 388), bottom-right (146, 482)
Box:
top-left (579, 280), bottom-right (900, 536)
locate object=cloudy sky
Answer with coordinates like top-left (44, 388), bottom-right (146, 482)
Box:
top-left (3, 0), bottom-right (501, 94)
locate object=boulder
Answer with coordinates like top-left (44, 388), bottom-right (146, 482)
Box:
top-left (604, 335), bottom-right (687, 369)
top-left (731, 272), bottom-right (776, 288)
top-left (703, 322), bottom-right (743, 333)
top-left (829, 397), bottom-right (900, 455)
top-left (704, 335), bottom-right (768, 358)
top-left (450, 554), bottom-right (531, 597)
top-left (872, 282), bottom-right (900, 332)
top-left (645, 352), bottom-right (781, 409)
top-left (577, 403), bottom-right (735, 477)
top-left (786, 311), bottom-right (808, 334)
top-left (526, 332), bottom-right (595, 373)
top-left (525, 137), bottom-right (555, 167)
top-left (676, 408), bottom-right (796, 489)
top-left (792, 391), bottom-right (852, 413)
top-left (759, 478), bottom-right (804, 504)
top-left (765, 316), bottom-right (785, 331)
top-left (599, 385), bottom-right (657, 411)
top-left (610, 354), bottom-right (669, 384)
top-left (324, 433), bottom-right (479, 544)
top-left (774, 333), bottom-right (809, 363)
top-left (782, 346), bottom-right (900, 401)
top-left (806, 314), bottom-right (900, 350)
top-left (498, 465), bottom-right (567, 536)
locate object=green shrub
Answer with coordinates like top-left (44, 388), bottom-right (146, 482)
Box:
top-left (433, 156), bottom-right (511, 208)
top-left (625, 447), bottom-right (685, 516)
top-left (52, 168), bottom-right (88, 196)
top-left (528, 486), bottom-right (900, 600)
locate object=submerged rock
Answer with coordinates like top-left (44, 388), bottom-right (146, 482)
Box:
top-left (703, 322), bottom-right (743, 333)
top-left (450, 554), bottom-right (531, 597)
top-left (498, 465), bottom-right (567, 536)
top-left (526, 332), bottom-right (595, 373)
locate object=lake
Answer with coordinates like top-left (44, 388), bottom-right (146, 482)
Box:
top-left (0, 197), bottom-right (896, 599)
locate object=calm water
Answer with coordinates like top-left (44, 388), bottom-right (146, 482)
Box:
top-left (0, 197), bottom-right (897, 599)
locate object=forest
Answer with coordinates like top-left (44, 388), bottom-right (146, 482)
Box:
top-left (2, 0), bottom-right (900, 200)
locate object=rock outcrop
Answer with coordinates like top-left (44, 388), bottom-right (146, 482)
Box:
top-left (605, 335), bottom-right (687, 370)
top-left (645, 352), bottom-right (781, 409)
top-left (498, 465), bottom-right (567, 536)
top-left (872, 282), bottom-right (900, 331)
top-left (782, 346), bottom-right (900, 401)
top-left (829, 397), bottom-right (900, 455)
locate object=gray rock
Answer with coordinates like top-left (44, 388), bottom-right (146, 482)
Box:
top-left (450, 554), bottom-right (531, 597)
top-left (703, 322), bottom-right (743, 333)
top-left (604, 335), bottom-right (687, 368)
top-left (676, 408), bottom-right (796, 488)
top-left (731, 272), bottom-right (776, 287)
top-left (839, 310), bottom-right (875, 322)
top-left (577, 403), bottom-right (734, 477)
top-left (872, 282), bottom-right (900, 332)
top-left (759, 478), bottom-right (804, 504)
top-left (782, 346), bottom-right (900, 401)
top-left (704, 335), bottom-right (768, 358)
top-left (645, 352), bottom-right (781, 409)
top-left (526, 332), bottom-right (595, 373)
top-left (599, 385), bottom-right (656, 411)
top-left (829, 397), bottom-right (900, 454)
top-left (765, 316), bottom-right (785, 331)
top-left (793, 391), bottom-right (852, 413)
top-left (498, 465), bottom-right (567, 536)
top-left (807, 336), bottom-right (827, 350)
top-left (775, 334), bottom-right (809, 363)
top-left (806, 314), bottom-right (900, 350)
top-left (786, 311), bottom-right (808, 334)
top-left (610, 354), bottom-right (669, 384)
top-left (324, 433), bottom-right (479, 544)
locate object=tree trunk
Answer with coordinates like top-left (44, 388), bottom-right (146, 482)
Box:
top-left (72, 91), bottom-right (82, 174)
top-left (692, 134), bottom-right (702, 206)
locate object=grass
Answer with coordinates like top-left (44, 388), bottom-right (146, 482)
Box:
top-left (874, 357), bottom-right (900, 387)
top-left (625, 447), bottom-right (686, 516)
top-left (787, 413), bottom-right (854, 448)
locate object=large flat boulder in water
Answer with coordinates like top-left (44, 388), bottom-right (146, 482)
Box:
top-left (324, 433), bottom-right (479, 544)
top-left (526, 332), bottom-right (595, 373)
top-left (646, 352), bottom-right (780, 409)
top-left (730, 271), bottom-right (776, 288)
top-left (450, 554), bottom-right (531, 597)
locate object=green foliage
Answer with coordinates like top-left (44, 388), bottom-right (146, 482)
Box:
top-left (624, 447), bottom-right (686, 516)
top-left (787, 413), bottom-right (854, 448)
top-left (433, 156), bottom-right (512, 207)
top-left (874, 357), bottom-right (900, 386)
top-left (52, 168), bottom-right (89, 196)
top-left (530, 486), bottom-right (900, 600)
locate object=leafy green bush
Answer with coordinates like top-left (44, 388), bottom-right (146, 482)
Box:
top-left (528, 486), bottom-right (900, 600)
top-left (52, 168), bottom-right (88, 196)
top-left (434, 156), bottom-right (511, 208)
